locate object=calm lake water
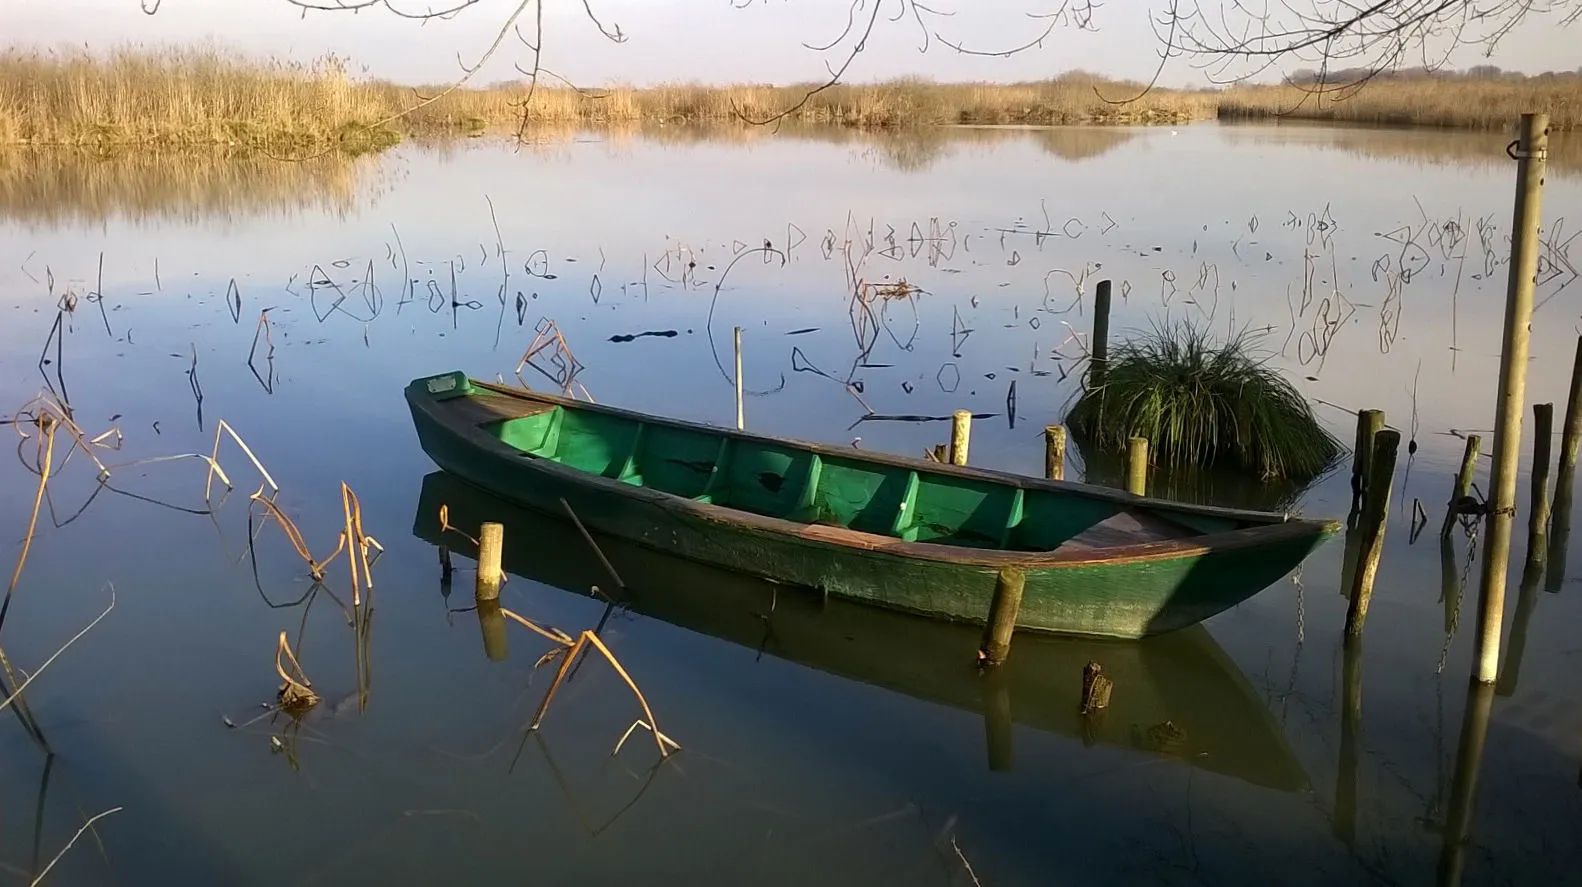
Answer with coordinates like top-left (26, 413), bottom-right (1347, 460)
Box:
top-left (0, 121), bottom-right (1579, 886)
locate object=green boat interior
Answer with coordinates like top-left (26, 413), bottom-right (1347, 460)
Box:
top-left (437, 384), bottom-right (1249, 552)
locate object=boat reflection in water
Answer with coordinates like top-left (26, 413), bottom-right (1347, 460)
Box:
top-left (412, 470), bottom-right (1308, 793)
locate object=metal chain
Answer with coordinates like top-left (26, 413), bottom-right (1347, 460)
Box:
top-left (1436, 528), bottom-right (1481, 675)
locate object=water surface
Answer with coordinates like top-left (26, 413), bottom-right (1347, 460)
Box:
top-left (0, 122), bottom-right (1579, 885)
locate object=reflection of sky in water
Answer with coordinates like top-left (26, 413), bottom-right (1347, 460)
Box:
top-left (0, 123), bottom-right (1579, 885)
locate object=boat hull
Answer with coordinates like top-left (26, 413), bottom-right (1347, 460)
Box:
top-left (406, 376), bottom-right (1338, 639)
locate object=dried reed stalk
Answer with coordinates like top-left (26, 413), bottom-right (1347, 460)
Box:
top-left (437, 504), bottom-right (480, 546)
top-left (0, 585), bottom-right (115, 716)
top-left (250, 492), bottom-right (345, 582)
top-left (29, 806), bottom-right (123, 887)
top-left (275, 630), bottom-right (319, 710)
top-left (499, 608), bottom-right (575, 646)
top-left (205, 419), bottom-right (279, 501)
top-left (528, 630), bottom-right (676, 758)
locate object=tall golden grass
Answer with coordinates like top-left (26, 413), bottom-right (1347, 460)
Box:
top-left (1218, 75), bottom-right (1582, 130)
top-left (0, 46), bottom-right (1210, 149)
top-left (3, 45), bottom-right (1576, 152)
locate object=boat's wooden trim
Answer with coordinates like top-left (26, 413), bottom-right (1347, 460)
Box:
top-left (467, 379), bottom-right (1298, 526)
top-left (408, 376), bottom-right (1342, 570)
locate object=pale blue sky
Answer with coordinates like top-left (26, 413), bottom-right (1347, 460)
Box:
top-left (5, 0), bottom-right (1577, 87)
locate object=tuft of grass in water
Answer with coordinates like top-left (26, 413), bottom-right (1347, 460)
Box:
top-left (1067, 322), bottom-right (1342, 482)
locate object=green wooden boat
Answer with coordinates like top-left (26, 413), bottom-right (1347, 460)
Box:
top-left (412, 469), bottom-right (1310, 792)
top-left (405, 371), bottom-right (1341, 639)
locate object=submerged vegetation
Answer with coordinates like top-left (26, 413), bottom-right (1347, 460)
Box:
top-left (1067, 323), bottom-right (1342, 482)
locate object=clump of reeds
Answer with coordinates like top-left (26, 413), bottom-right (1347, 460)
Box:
top-left (1216, 72), bottom-right (1582, 130)
top-left (1067, 322), bottom-right (1342, 481)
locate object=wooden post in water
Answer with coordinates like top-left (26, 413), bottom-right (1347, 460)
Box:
top-left (1551, 337), bottom-right (1582, 591)
top-left (1345, 429), bottom-right (1400, 638)
top-left (1440, 435), bottom-right (1482, 539)
top-left (476, 600), bottom-right (509, 662)
top-left (950, 410), bottom-right (972, 466)
top-left (1527, 403), bottom-right (1554, 570)
top-left (1474, 112), bottom-right (1548, 686)
top-left (1126, 437), bottom-right (1148, 496)
top-left (1349, 409), bottom-right (1385, 524)
top-left (476, 521), bottom-right (504, 603)
top-left (1089, 280), bottom-right (1112, 392)
top-left (1044, 425), bottom-right (1067, 480)
top-left (734, 326), bottom-right (744, 431)
top-left (978, 567), bottom-right (1025, 666)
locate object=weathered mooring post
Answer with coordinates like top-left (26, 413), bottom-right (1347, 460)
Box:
top-left (476, 521), bottom-right (504, 602)
top-left (950, 410), bottom-right (972, 466)
top-left (979, 567), bottom-right (1025, 666)
top-left (1474, 112), bottom-right (1548, 686)
top-left (1044, 424), bottom-right (1066, 480)
top-left (1440, 435), bottom-right (1482, 539)
top-left (734, 326), bottom-right (745, 431)
top-left (1350, 409), bottom-right (1385, 524)
top-left (1527, 403), bottom-right (1554, 570)
top-left (1090, 279), bottom-right (1112, 392)
top-left (1551, 336), bottom-right (1582, 591)
top-left (1126, 436), bottom-right (1148, 496)
top-left (1346, 429), bottom-right (1400, 638)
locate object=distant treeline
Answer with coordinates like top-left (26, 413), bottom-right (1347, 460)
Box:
top-left (0, 46), bottom-right (1575, 152)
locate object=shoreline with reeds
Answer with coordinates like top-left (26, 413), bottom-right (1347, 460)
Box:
top-left (0, 46), bottom-right (1577, 153)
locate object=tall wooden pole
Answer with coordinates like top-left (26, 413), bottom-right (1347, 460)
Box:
top-left (734, 326), bottom-right (744, 431)
top-left (1550, 337), bottom-right (1582, 591)
top-left (1473, 113), bottom-right (1548, 685)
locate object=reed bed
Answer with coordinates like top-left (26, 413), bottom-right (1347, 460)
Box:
top-left (0, 47), bottom-right (1210, 150)
top-left (1218, 74), bottom-right (1582, 130)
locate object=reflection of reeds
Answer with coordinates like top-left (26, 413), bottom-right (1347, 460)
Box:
top-left (0, 147), bottom-right (369, 228)
top-left (1219, 120), bottom-right (1582, 177)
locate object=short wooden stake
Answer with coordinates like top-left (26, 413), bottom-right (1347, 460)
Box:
top-left (476, 600), bottom-right (509, 662)
top-left (1440, 435), bottom-right (1482, 539)
top-left (476, 521), bottom-right (504, 602)
top-left (950, 410), bottom-right (971, 466)
top-left (1473, 112), bottom-right (1548, 686)
top-left (978, 567), bottom-right (1024, 666)
top-left (1345, 429), bottom-right (1400, 638)
top-left (1089, 279), bottom-right (1111, 392)
top-left (1349, 409), bottom-right (1385, 522)
top-left (1080, 661), bottom-right (1112, 715)
top-left (1551, 335), bottom-right (1582, 591)
top-left (1495, 559), bottom-right (1544, 697)
top-left (1043, 424), bottom-right (1066, 480)
top-left (1126, 436), bottom-right (1148, 496)
top-left (734, 326), bottom-right (744, 431)
top-left (1527, 403), bottom-right (1554, 570)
